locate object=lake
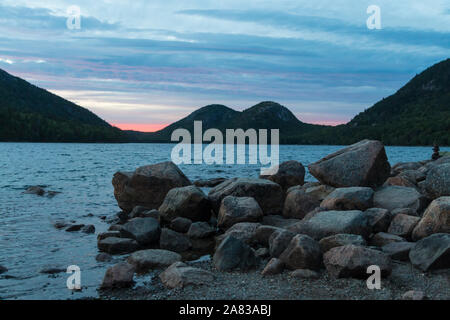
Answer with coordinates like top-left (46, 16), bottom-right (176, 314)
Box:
top-left (0, 143), bottom-right (447, 299)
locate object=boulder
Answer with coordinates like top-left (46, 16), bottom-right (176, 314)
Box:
top-left (283, 189), bottom-right (321, 219)
top-left (412, 197), bottom-right (450, 241)
top-left (213, 235), bottom-right (258, 271)
top-left (112, 161), bottom-right (191, 212)
top-left (319, 234), bottom-right (367, 253)
top-left (255, 247), bottom-right (270, 258)
top-left (159, 186), bottom-right (212, 223)
top-left (308, 140), bottom-right (391, 188)
top-left (288, 210), bottom-right (371, 240)
top-left (323, 245), bottom-right (392, 278)
top-left (261, 258), bottom-right (284, 275)
top-left (370, 232), bottom-right (404, 247)
top-left (259, 160), bottom-right (305, 189)
top-left (128, 206), bottom-right (152, 219)
top-left (81, 225), bottom-right (95, 234)
top-left (127, 249), bottom-right (182, 273)
top-left (101, 262), bottom-right (135, 289)
top-left (269, 229), bottom-right (296, 258)
top-left (96, 253), bottom-right (112, 262)
top-left (187, 222), bottom-right (216, 239)
top-left (97, 237), bottom-right (139, 254)
top-left (218, 196), bottom-right (263, 229)
top-left (381, 242), bottom-right (415, 261)
top-left (262, 215), bottom-right (300, 229)
top-left (193, 178), bottom-right (226, 188)
top-left (65, 224), bottom-right (84, 232)
top-left (120, 217), bottom-right (161, 246)
top-left (24, 186), bottom-right (45, 196)
top-left (159, 228), bottom-right (192, 253)
top-left (208, 178), bottom-right (283, 215)
top-left (391, 162), bottom-right (422, 175)
top-left (303, 184), bottom-right (335, 201)
top-left (387, 214), bottom-right (420, 239)
top-left (159, 262), bottom-right (214, 289)
top-left (279, 234), bottom-right (322, 270)
top-left (391, 208), bottom-right (417, 217)
top-left (320, 187), bottom-right (374, 211)
top-left (170, 217), bottom-right (192, 233)
top-left (289, 269), bottom-right (320, 279)
top-left (373, 186), bottom-right (427, 215)
top-left (252, 225), bottom-right (283, 246)
top-left (216, 222), bottom-right (261, 246)
top-left (383, 175), bottom-right (417, 188)
top-left (364, 208), bottom-right (392, 233)
top-left (409, 233), bottom-right (450, 271)
top-left (423, 163), bottom-right (450, 199)
top-left (97, 231), bottom-right (121, 241)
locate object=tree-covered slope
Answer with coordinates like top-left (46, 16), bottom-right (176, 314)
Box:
top-left (0, 69), bottom-right (125, 142)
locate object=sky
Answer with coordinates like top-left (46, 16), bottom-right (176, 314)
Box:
top-left (0, 0), bottom-right (449, 131)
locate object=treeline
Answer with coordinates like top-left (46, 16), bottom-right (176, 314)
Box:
top-left (0, 107), bottom-right (126, 142)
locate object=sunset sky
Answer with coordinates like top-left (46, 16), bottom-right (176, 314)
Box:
top-left (0, 0), bottom-right (449, 131)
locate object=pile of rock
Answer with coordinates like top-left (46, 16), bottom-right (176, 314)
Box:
top-left (100, 140), bottom-right (450, 294)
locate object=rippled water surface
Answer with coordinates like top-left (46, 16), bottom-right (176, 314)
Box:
top-left (0, 143), bottom-right (448, 299)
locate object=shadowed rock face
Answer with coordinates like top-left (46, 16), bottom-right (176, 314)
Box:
top-left (213, 235), bottom-right (258, 271)
top-left (409, 233), bottom-right (450, 271)
top-left (218, 196), bottom-right (263, 229)
top-left (260, 160), bottom-right (305, 190)
top-left (373, 186), bottom-right (427, 215)
top-left (208, 178), bottom-right (283, 215)
top-left (158, 185), bottom-right (212, 223)
top-left (112, 161), bottom-right (191, 213)
top-left (308, 140), bottom-right (391, 188)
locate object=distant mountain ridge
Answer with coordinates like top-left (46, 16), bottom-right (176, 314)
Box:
top-left (0, 58), bottom-right (449, 145)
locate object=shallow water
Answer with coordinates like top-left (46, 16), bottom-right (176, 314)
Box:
top-left (0, 143), bottom-right (447, 300)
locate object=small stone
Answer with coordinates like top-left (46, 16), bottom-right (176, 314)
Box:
top-left (65, 224), bottom-right (84, 232)
top-left (81, 224), bottom-right (96, 234)
top-left (101, 262), bottom-right (135, 289)
top-left (289, 269), bottom-right (320, 279)
top-left (401, 290), bottom-right (427, 300)
top-left (96, 253), bottom-right (112, 262)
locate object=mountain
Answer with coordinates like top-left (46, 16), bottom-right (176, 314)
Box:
top-left (0, 68), bottom-right (124, 142)
top-left (300, 58), bottom-right (450, 145)
top-left (0, 58), bottom-right (449, 145)
top-left (137, 101), bottom-right (324, 144)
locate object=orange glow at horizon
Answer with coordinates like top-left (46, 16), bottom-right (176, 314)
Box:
top-left (112, 123), bottom-right (168, 132)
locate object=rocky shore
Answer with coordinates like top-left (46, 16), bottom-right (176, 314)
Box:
top-left (96, 140), bottom-right (450, 300)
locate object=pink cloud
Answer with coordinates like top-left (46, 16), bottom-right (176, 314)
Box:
top-left (112, 123), bottom-right (168, 132)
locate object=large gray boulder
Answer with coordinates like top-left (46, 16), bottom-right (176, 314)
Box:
top-left (319, 234), bottom-right (366, 253)
top-left (120, 217), bottom-right (161, 246)
top-left (215, 222), bottom-right (261, 246)
top-left (423, 163), bottom-right (450, 199)
top-left (159, 186), bottom-right (212, 223)
top-left (260, 160), bottom-right (305, 189)
top-left (308, 140), bottom-right (391, 188)
top-left (101, 262), bottom-right (135, 289)
top-left (127, 249), bottom-right (182, 273)
top-left (409, 233), bottom-right (450, 271)
top-left (159, 262), bottom-right (214, 289)
top-left (208, 178), bottom-right (283, 215)
top-left (382, 242), bottom-right (415, 261)
top-left (323, 245), bottom-right (392, 278)
top-left (412, 197), bottom-right (450, 241)
top-left (288, 210), bottom-right (371, 240)
top-left (213, 235), bottom-right (258, 271)
top-left (112, 161), bottom-right (191, 212)
top-left (97, 237), bottom-right (139, 254)
top-left (279, 234), bottom-right (322, 270)
top-left (320, 187), bottom-right (374, 211)
top-left (218, 196), bottom-right (263, 229)
top-left (283, 188), bottom-right (321, 219)
top-left (159, 228), bottom-right (192, 253)
top-left (373, 186), bottom-right (427, 215)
